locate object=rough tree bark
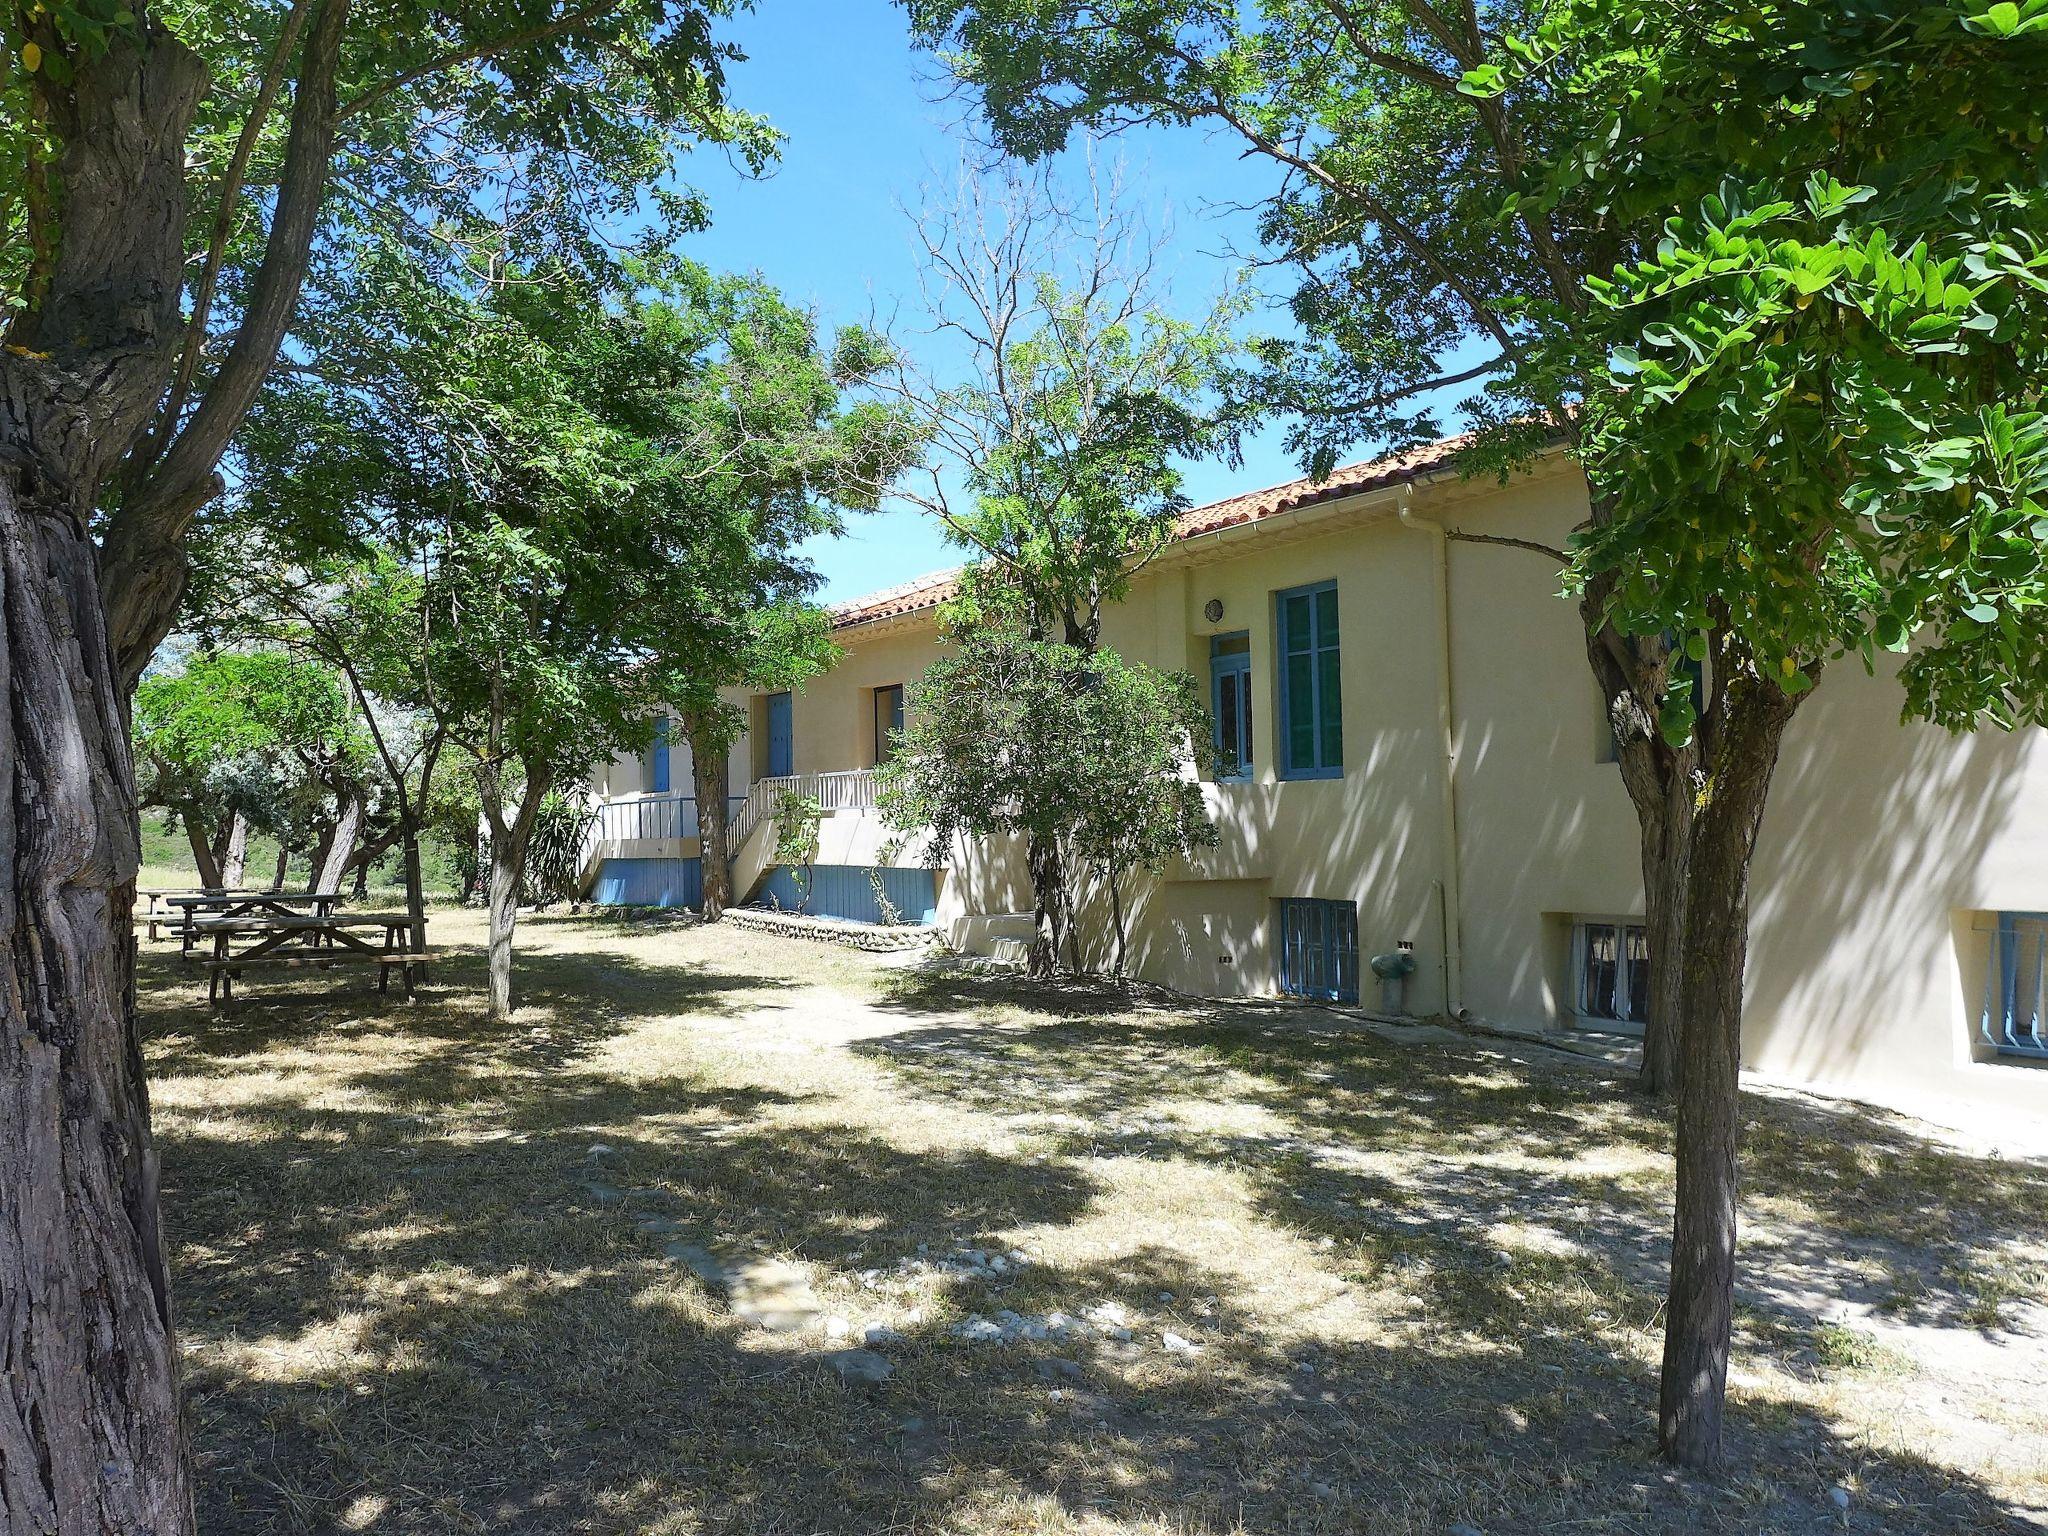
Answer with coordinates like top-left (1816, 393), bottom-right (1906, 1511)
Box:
top-left (479, 765), bottom-right (553, 1019)
top-left (219, 809), bottom-right (250, 888)
top-left (1657, 671), bottom-right (1804, 1471)
top-left (0, 22), bottom-right (208, 1532)
top-left (310, 790), bottom-right (365, 894)
top-left (686, 709), bottom-right (733, 920)
top-left (1025, 834), bottom-right (1061, 978)
top-left (1580, 594), bottom-right (1696, 1100)
top-left (269, 845), bottom-right (291, 892)
top-left (179, 804), bottom-right (225, 891)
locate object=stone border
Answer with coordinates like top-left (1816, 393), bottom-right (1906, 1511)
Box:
top-left (724, 906), bottom-right (941, 953)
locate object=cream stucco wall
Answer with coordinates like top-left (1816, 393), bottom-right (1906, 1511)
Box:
top-left (593, 459), bottom-right (2048, 1127)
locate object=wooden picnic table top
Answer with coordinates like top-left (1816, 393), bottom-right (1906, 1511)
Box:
top-left (187, 911), bottom-right (417, 932)
top-left (166, 890), bottom-right (342, 908)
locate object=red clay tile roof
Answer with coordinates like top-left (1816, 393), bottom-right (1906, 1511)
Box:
top-left (827, 432), bottom-right (1473, 631)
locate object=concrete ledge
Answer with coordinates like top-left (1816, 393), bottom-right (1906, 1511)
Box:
top-left (725, 907), bottom-right (942, 953)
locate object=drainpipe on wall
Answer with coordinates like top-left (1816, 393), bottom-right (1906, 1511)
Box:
top-left (1397, 486), bottom-right (1469, 1021)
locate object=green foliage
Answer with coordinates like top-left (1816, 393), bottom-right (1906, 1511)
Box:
top-left (1492, 0), bottom-right (2048, 732)
top-left (877, 630), bottom-right (1217, 902)
top-left (902, 1), bottom-right (1582, 474)
top-left (133, 648), bottom-right (371, 856)
top-left (214, 255), bottom-right (911, 802)
top-left (4, 0), bottom-right (772, 334)
top-left (521, 791), bottom-right (595, 905)
top-left (770, 790), bottom-right (824, 911)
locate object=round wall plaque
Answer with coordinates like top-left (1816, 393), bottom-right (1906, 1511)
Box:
top-left (1203, 598), bottom-right (1225, 624)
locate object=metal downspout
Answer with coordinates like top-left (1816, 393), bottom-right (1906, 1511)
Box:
top-left (1397, 487), bottom-right (1468, 1020)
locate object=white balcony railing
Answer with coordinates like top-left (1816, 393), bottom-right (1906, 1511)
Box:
top-left (726, 769), bottom-right (881, 853)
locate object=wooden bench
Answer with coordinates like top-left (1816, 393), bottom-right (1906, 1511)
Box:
top-left (203, 948), bottom-right (440, 1002)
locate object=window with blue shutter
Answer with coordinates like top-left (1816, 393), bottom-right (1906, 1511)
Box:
top-left (1276, 581), bottom-right (1342, 779)
top-left (650, 716), bottom-right (670, 794)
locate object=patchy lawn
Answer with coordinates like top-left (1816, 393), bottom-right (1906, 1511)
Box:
top-left (144, 907), bottom-right (2048, 1535)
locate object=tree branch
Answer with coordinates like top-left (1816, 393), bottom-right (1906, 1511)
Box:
top-left (1443, 528), bottom-right (1567, 562)
top-left (337, 0), bottom-right (625, 122)
top-left (129, 0), bottom-right (315, 480)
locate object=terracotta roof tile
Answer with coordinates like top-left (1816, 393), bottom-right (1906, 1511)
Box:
top-left (828, 432), bottom-right (1472, 631)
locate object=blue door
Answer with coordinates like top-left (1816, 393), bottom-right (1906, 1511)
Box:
top-left (765, 692), bottom-right (793, 778)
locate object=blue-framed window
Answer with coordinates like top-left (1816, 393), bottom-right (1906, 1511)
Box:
top-left (1983, 911), bottom-right (2048, 1060)
top-left (1276, 581), bottom-right (1342, 779)
top-left (1276, 898), bottom-right (1359, 1003)
top-left (1572, 917), bottom-right (1651, 1025)
top-left (874, 684), bottom-right (905, 766)
top-left (1209, 632), bottom-right (1252, 781)
top-left (649, 716), bottom-right (671, 794)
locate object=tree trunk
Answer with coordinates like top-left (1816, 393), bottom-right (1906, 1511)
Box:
top-left (310, 790), bottom-right (364, 894)
top-left (480, 767), bottom-right (553, 1020)
top-left (1107, 864), bottom-right (1128, 977)
top-left (180, 802), bottom-right (223, 890)
top-left (269, 844), bottom-right (290, 892)
top-left (0, 475), bottom-right (194, 1533)
top-left (219, 809), bottom-right (249, 888)
top-left (486, 829), bottom-right (525, 1019)
top-left (1585, 613), bottom-right (1697, 1101)
top-left (687, 710), bottom-right (733, 919)
top-left (1658, 675), bottom-right (1802, 1472)
top-left (400, 824), bottom-right (428, 951)
top-left (1636, 778), bottom-right (1691, 1097)
top-left (1026, 834), bottom-right (1060, 979)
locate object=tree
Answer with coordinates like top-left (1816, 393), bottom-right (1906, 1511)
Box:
top-left (231, 257), bottom-right (908, 1013)
top-left (0, 0), bottom-right (764, 1511)
top-left (877, 631), bottom-right (1216, 971)
top-left (1492, 0), bottom-right (2048, 1467)
top-left (875, 161), bottom-right (1242, 968)
top-left (133, 649), bottom-right (374, 891)
top-left (908, 0), bottom-right (2048, 1470)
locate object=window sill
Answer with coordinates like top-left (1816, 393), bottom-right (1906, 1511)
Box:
top-left (1277, 768), bottom-right (1344, 783)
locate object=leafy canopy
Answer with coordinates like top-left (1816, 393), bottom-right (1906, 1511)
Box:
top-left (1482, 0), bottom-right (2048, 732)
top-left (877, 631), bottom-right (1217, 878)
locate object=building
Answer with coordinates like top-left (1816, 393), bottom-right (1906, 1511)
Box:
top-left (580, 439), bottom-right (2048, 1132)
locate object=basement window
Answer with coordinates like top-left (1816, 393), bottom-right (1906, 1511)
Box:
top-left (1571, 917), bottom-right (1651, 1027)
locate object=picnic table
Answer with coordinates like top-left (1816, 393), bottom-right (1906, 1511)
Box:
top-left (189, 911), bottom-right (435, 1004)
top-left (166, 890), bottom-right (348, 954)
top-left (137, 886), bottom-right (267, 942)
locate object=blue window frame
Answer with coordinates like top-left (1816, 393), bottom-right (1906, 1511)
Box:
top-left (1276, 898), bottom-right (1359, 1003)
top-left (649, 716), bottom-right (671, 794)
top-left (874, 684), bottom-right (905, 766)
top-left (765, 691), bottom-right (793, 778)
top-left (1983, 911), bottom-right (2048, 1060)
top-left (1209, 632), bottom-right (1252, 781)
top-left (1276, 581), bottom-right (1342, 779)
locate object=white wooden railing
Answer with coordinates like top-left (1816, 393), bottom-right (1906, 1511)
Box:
top-left (726, 769), bottom-right (880, 854)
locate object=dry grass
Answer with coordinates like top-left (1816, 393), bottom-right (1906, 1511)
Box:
top-left (144, 907), bottom-right (2048, 1535)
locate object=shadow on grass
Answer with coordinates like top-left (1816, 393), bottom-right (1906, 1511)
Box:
top-left (150, 935), bottom-right (2047, 1534)
top-left (863, 964), bottom-right (2048, 1332)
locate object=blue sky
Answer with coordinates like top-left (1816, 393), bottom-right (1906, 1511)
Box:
top-left (677, 1), bottom-right (1333, 604)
